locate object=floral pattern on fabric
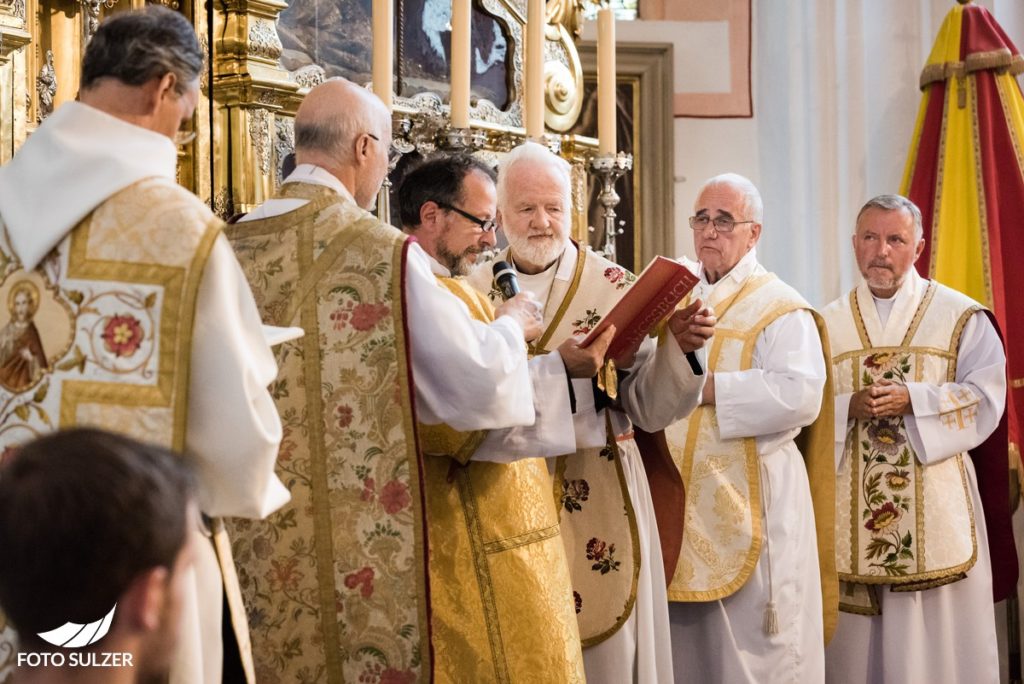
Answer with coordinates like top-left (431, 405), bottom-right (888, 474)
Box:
top-left (561, 479), bottom-right (590, 513)
top-left (603, 266), bottom-right (636, 290)
top-left (858, 356), bottom-right (915, 576)
top-left (571, 309), bottom-right (601, 336)
top-left (586, 537), bottom-right (621, 574)
top-left (227, 196), bottom-right (426, 683)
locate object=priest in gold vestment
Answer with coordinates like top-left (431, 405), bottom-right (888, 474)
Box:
top-left (228, 80), bottom-right (576, 682)
top-left (468, 142), bottom-right (714, 684)
top-left (0, 9), bottom-right (289, 684)
top-left (665, 173), bottom-right (836, 684)
top-left (396, 152), bottom-right (625, 682)
top-left (823, 195), bottom-right (1008, 684)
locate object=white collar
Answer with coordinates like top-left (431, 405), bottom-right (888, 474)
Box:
top-left (282, 164), bottom-right (355, 203)
top-left (856, 267), bottom-right (925, 346)
top-left (0, 101), bottom-right (178, 270)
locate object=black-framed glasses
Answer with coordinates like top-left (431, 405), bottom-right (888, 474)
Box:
top-left (688, 215), bottom-right (757, 233)
top-left (436, 201), bottom-right (498, 233)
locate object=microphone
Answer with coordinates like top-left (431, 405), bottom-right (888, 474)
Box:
top-left (492, 260), bottom-right (520, 300)
top-left (685, 351), bottom-right (704, 376)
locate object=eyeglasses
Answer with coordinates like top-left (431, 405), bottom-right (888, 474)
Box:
top-left (174, 130), bottom-right (197, 146)
top-left (688, 215), bottom-right (757, 233)
top-left (436, 201), bottom-right (498, 233)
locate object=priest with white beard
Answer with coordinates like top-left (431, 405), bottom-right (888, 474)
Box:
top-left (823, 194), bottom-right (1013, 684)
top-left (469, 142), bottom-right (714, 683)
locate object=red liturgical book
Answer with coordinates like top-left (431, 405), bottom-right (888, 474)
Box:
top-left (581, 256), bottom-right (699, 363)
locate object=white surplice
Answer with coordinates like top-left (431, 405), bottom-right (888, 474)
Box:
top-left (509, 241), bottom-right (706, 684)
top-left (668, 249), bottom-right (827, 684)
top-left (0, 101), bottom-right (290, 684)
top-left (824, 271), bottom-right (1005, 684)
top-left (241, 165), bottom-right (575, 460)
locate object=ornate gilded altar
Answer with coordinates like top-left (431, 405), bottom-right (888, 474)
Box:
top-left (0, 0), bottom-right (670, 271)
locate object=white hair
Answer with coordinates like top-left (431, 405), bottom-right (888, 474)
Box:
top-left (695, 172), bottom-right (764, 224)
top-left (856, 194), bottom-right (924, 241)
top-left (496, 142), bottom-right (573, 213)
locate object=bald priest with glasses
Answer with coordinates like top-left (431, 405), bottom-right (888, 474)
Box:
top-left (227, 80), bottom-right (607, 682)
top-left (662, 173), bottom-right (838, 683)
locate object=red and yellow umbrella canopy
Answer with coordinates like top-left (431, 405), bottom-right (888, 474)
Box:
top-left (901, 0), bottom-right (1022, 600)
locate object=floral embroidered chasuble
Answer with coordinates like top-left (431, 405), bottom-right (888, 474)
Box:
top-left (825, 280), bottom-right (983, 610)
top-left (226, 183), bottom-right (429, 683)
top-left (0, 178), bottom-right (249, 680)
top-left (419, 275), bottom-right (584, 683)
top-left (473, 244), bottom-right (642, 646)
top-left (663, 269), bottom-right (838, 637)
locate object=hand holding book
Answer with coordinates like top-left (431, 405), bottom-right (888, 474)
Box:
top-left (580, 256), bottom-right (703, 365)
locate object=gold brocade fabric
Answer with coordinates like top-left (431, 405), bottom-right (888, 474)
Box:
top-left (419, 276), bottom-right (584, 684)
top-left (664, 271), bottom-right (838, 641)
top-left (226, 183), bottom-right (429, 683)
top-left (469, 245), bottom-right (640, 646)
top-left (825, 282), bottom-right (983, 606)
top-left (0, 178), bottom-right (241, 681)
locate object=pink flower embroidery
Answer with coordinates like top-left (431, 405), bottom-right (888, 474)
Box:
top-left (380, 480), bottom-right (411, 514)
top-left (351, 303), bottom-right (390, 331)
top-left (335, 404), bottom-right (354, 429)
top-left (101, 314), bottom-right (144, 357)
top-left (360, 477), bottom-right (376, 503)
top-left (344, 566), bottom-right (375, 598)
top-left (329, 308), bottom-right (350, 331)
top-left (266, 557), bottom-right (303, 593)
top-left (865, 501), bottom-right (903, 536)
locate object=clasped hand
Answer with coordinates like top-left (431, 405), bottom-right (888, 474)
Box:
top-left (848, 380), bottom-right (912, 419)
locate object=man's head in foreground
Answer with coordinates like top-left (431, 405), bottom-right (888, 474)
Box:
top-left (0, 428), bottom-right (197, 683)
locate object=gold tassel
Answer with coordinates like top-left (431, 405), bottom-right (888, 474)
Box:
top-left (763, 601), bottom-right (779, 636)
top-left (596, 359), bottom-right (618, 400)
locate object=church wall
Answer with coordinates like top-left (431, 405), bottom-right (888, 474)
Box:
top-left (586, 0), bottom-right (1024, 307)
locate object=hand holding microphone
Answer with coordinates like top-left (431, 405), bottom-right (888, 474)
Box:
top-left (492, 261), bottom-right (543, 342)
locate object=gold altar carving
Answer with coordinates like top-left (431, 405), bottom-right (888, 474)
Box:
top-left (0, 0), bottom-right (599, 237)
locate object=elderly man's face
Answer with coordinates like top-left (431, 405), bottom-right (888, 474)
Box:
top-left (497, 161), bottom-right (570, 272)
top-left (692, 183), bottom-right (761, 284)
top-left (434, 170), bottom-right (498, 276)
top-left (853, 207), bottom-right (924, 298)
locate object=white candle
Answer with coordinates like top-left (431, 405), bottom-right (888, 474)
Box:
top-left (451, 0), bottom-right (471, 128)
top-left (372, 0), bottom-right (394, 110)
top-left (597, 8), bottom-right (616, 155)
top-left (525, 0), bottom-right (545, 138)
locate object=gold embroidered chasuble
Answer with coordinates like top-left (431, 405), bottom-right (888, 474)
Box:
top-left (664, 268), bottom-right (838, 639)
top-left (226, 183), bottom-right (429, 683)
top-left (473, 244), bottom-right (642, 646)
top-left (0, 178), bottom-right (256, 682)
top-left (419, 275), bottom-right (584, 684)
top-left (824, 279), bottom-right (984, 611)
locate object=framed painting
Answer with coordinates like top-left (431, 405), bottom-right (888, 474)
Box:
top-left (277, 0), bottom-right (513, 110)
